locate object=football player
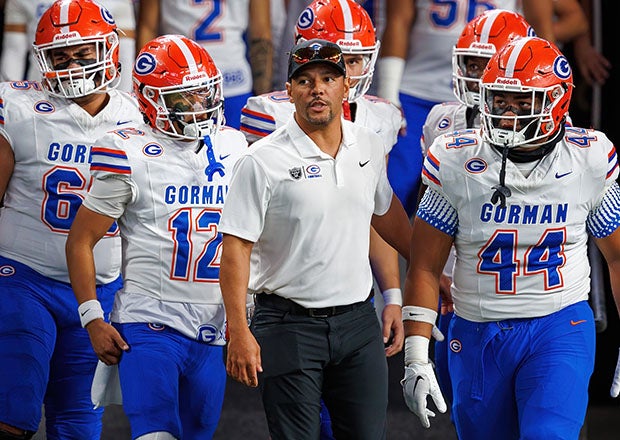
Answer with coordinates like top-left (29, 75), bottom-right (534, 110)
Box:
top-left (0, 1), bottom-right (142, 438)
top-left (402, 36), bottom-right (620, 439)
top-left (375, 0), bottom-right (555, 217)
top-left (66, 34), bottom-right (248, 440)
top-left (0, 0), bottom-right (137, 92)
top-left (419, 9), bottom-right (535, 404)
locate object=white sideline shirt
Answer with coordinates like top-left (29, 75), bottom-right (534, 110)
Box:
top-left (220, 117), bottom-right (393, 308)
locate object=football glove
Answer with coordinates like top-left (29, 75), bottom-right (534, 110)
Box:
top-left (401, 362), bottom-right (447, 428)
top-left (610, 347), bottom-right (620, 398)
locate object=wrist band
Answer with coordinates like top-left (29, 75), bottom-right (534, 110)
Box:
top-left (376, 56), bottom-right (405, 106)
top-left (402, 305), bottom-right (438, 324)
top-left (381, 288), bottom-right (402, 306)
top-left (78, 299), bottom-right (104, 328)
top-left (404, 335), bottom-right (429, 365)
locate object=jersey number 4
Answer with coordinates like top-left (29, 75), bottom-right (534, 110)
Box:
top-left (477, 228), bottom-right (566, 294)
top-left (169, 207), bottom-right (222, 282)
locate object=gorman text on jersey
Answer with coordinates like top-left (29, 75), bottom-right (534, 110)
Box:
top-left (480, 203), bottom-right (569, 224)
top-left (164, 185), bottom-right (228, 205)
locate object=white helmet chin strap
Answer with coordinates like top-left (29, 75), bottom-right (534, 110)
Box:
top-left (492, 128), bottom-right (527, 147)
top-left (60, 76), bottom-right (97, 98)
top-left (182, 119), bottom-right (215, 139)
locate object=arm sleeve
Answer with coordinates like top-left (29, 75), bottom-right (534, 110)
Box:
top-left (416, 187), bottom-right (459, 237)
top-left (0, 32), bottom-right (28, 81)
top-left (587, 182), bottom-right (620, 238)
top-left (82, 175), bottom-right (134, 219)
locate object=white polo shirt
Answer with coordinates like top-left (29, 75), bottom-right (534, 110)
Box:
top-left (220, 117), bottom-right (393, 308)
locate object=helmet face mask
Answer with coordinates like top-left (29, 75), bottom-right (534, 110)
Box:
top-left (134, 34), bottom-right (224, 144)
top-left (452, 9), bottom-right (534, 108)
top-left (33, 0), bottom-right (120, 99)
top-left (452, 54), bottom-right (489, 106)
top-left (295, 0), bottom-right (379, 102)
top-left (146, 80), bottom-right (224, 141)
top-left (480, 37), bottom-right (573, 149)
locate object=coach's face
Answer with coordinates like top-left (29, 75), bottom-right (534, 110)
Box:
top-left (286, 64), bottom-right (349, 128)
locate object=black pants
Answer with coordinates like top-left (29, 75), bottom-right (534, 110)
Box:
top-left (251, 295), bottom-right (388, 440)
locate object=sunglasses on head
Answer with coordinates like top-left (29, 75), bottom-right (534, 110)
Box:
top-left (291, 44), bottom-right (342, 65)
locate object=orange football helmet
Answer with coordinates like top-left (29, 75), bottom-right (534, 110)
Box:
top-left (133, 34), bottom-right (224, 143)
top-left (295, 0), bottom-right (379, 101)
top-left (480, 36), bottom-right (573, 148)
top-left (33, 0), bottom-right (120, 98)
top-left (453, 9), bottom-right (534, 107)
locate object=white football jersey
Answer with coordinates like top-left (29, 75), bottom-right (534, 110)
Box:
top-left (400, 0), bottom-right (519, 102)
top-left (0, 82), bottom-right (142, 283)
top-left (240, 90), bottom-right (402, 155)
top-left (160, 0), bottom-right (252, 97)
top-left (88, 126), bottom-right (247, 341)
top-left (421, 127), bottom-right (619, 321)
top-left (421, 101), bottom-right (477, 155)
top-left (89, 126), bottom-right (247, 300)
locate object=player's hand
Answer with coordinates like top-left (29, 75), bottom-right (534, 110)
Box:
top-left (610, 347), bottom-right (620, 398)
top-left (401, 362), bottom-right (447, 428)
top-left (85, 319), bottom-right (129, 366)
top-left (226, 327), bottom-right (262, 388)
top-left (382, 304), bottom-right (404, 357)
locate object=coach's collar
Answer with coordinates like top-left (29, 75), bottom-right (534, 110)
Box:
top-left (287, 116), bottom-right (355, 159)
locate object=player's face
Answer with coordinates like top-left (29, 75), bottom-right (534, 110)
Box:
top-left (464, 56), bottom-right (488, 92)
top-left (164, 88), bottom-right (216, 123)
top-left (49, 43), bottom-right (98, 71)
top-left (286, 64), bottom-right (349, 127)
top-left (343, 54), bottom-right (367, 87)
top-left (491, 91), bottom-right (541, 129)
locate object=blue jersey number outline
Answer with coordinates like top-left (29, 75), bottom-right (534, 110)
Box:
top-left (478, 228), bottom-right (566, 294)
top-left (169, 207), bottom-right (222, 282)
top-left (430, 0), bottom-right (497, 28)
top-left (193, 0), bottom-right (223, 42)
top-left (42, 166), bottom-right (118, 235)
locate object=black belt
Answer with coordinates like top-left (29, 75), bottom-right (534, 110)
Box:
top-left (255, 291), bottom-right (373, 318)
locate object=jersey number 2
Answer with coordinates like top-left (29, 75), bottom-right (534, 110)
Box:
top-left (193, 0), bottom-right (223, 42)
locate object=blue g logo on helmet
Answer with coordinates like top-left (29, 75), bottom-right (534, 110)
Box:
top-left (297, 8), bottom-right (315, 30)
top-left (100, 6), bottom-right (115, 25)
top-left (553, 55), bottom-right (571, 80)
top-left (134, 53), bottom-right (157, 75)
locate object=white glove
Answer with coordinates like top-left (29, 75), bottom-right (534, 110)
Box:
top-left (401, 362), bottom-right (447, 428)
top-left (610, 347), bottom-right (620, 398)
top-left (91, 361), bottom-right (123, 409)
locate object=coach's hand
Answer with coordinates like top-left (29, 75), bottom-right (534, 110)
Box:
top-left (401, 362), bottom-right (447, 428)
top-left (610, 348), bottom-right (620, 397)
top-left (226, 327), bottom-right (262, 387)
